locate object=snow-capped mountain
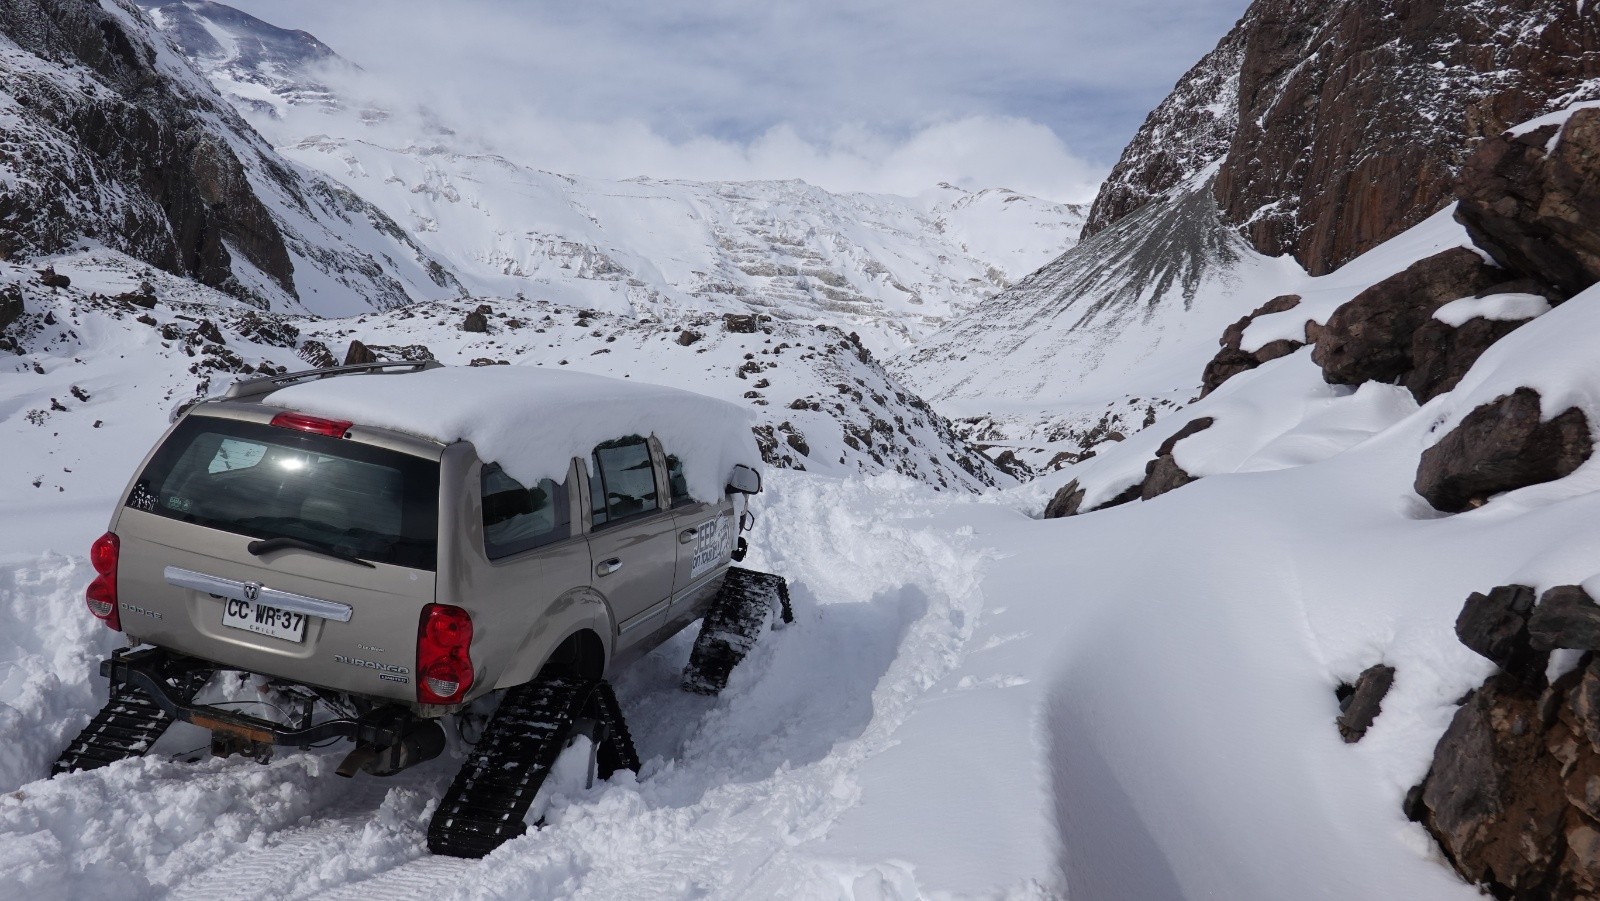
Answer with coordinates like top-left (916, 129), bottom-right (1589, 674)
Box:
top-left (134, 1), bottom-right (1085, 357)
top-left (138, 0), bottom-right (355, 115)
top-left (0, 0), bottom-right (463, 315)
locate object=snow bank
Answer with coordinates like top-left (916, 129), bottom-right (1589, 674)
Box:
top-left (1432, 292), bottom-right (1550, 326)
top-left (265, 366), bottom-right (762, 502)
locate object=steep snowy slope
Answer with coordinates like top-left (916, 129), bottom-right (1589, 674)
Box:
top-left (0, 253), bottom-right (1001, 556)
top-left (0, 0), bottom-right (461, 314)
top-left (136, 1), bottom-right (1084, 357)
top-left (899, 175), bottom-right (1299, 404)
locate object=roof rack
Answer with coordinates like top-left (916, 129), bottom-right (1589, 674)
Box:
top-left (170, 360), bottom-right (443, 422)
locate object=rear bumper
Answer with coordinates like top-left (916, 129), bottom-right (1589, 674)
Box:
top-left (105, 646), bottom-right (425, 748)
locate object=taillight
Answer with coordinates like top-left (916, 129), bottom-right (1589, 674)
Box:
top-left (417, 604), bottom-right (474, 705)
top-left (270, 411), bottom-right (352, 437)
top-left (86, 531), bottom-right (121, 632)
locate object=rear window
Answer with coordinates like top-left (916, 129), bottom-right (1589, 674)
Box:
top-left (126, 415), bottom-right (440, 570)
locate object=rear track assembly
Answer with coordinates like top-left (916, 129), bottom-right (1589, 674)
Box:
top-left (52, 667), bottom-right (212, 775)
top-left (427, 677), bottom-right (639, 858)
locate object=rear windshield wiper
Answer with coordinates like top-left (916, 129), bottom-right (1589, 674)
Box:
top-left (247, 536), bottom-right (376, 568)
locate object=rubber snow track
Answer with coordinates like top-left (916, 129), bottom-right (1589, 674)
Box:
top-left (0, 474), bottom-right (1011, 901)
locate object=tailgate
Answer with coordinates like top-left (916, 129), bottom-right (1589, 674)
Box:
top-left (117, 510), bottom-right (433, 702)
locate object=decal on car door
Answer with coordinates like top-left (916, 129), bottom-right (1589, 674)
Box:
top-left (689, 513), bottom-right (734, 578)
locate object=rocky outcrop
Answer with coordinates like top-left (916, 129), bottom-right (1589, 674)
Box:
top-left (1042, 417), bottom-right (1215, 517)
top-left (1414, 585), bottom-right (1600, 898)
top-left (1087, 0), bottom-right (1600, 276)
top-left (0, 0), bottom-right (295, 298)
top-left (1415, 388), bottom-right (1592, 513)
top-left (1140, 417), bottom-right (1214, 501)
top-left (1311, 248), bottom-right (1503, 386)
top-left (342, 340), bottom-right (377, 366)
top-left (1455, 584), bottom-right (1545, 686)
top-left (1530, 587), bottom-right (1600, 654)
top-left (1456, 108), bottom-right (1600, 299)
top-left (1336, 664), bottom-right (1395, 743)
top-left (1404, 285), bottom-right (1552, 403)
top-left (1200, 295), bottom-right (1304, 395)
top-left (1082, 26), bottom-right (1246, 237)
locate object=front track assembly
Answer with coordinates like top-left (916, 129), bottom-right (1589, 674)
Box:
top-left (682, 566), bottom-right (793, 696)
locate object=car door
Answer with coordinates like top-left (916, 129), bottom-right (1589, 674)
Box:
top-left (585, 436), bottom-right (678, 641)
top-left (659, 441), bottom-right (735, 615)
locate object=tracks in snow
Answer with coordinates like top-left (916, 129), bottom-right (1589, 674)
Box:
top-left (2, 475), bottom-right (994, 900)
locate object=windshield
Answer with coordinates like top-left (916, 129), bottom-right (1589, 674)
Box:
top-left (127, 415), bottom-right (440, 570)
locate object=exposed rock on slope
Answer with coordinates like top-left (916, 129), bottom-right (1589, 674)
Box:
top-left (1456, 107), bottom-right (1600, 299)
top-left (1310, 248), bottom-right (1503, 386)
top-left (1200, 294), bottom-right (1303, 396)
top-left (1412, 583), bottom-right (1600, 898)
top-left (0, 0), bottom-right (459, 313)
top-left (1415, 388), bottom-right (1592, 514)
top-left (0, 0), bottom-right (292, 296)
top-left (1090, 0), bottom-right (1600, 276)
top-left (136, 0), bottom-right (353, 115)
top-left (1082, 26), bottom-right (1245, 237)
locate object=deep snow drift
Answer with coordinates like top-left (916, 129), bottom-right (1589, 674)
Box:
top-left (5, 196), bottom-right (1579, 899)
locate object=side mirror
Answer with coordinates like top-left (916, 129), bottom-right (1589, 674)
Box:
top-left (725, 464), bottom-right (762, 495)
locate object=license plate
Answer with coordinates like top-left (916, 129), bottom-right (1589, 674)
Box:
top-left (221, 597), bottom-right (307, 643)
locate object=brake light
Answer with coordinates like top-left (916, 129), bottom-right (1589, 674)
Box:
top-left (270, 411), bottom-right (352, 437)
top-left (417, 604), bottom-right (474, 705)
top-left (85, 532), bottom-right (121, 631)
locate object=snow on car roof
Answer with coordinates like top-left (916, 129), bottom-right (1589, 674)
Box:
top-left (262, 365), bottom-right (761, 501)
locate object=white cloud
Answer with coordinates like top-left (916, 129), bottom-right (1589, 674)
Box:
top-left (227, 0), bottom-right (1248, 201)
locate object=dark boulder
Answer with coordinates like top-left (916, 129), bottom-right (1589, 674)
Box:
top-left (0, 284), bottom-right (22, 334)
top-left (234, 312), bottom-right (299, 348)
top-left (1413, 672), bottom-right (1578, 898)
top-left (193, 319), bottom-right (225, 345)
top-left (1404, 292), bottom-right (1548, 403)
top-left (1529, 585), bottom-right (1600, 652)
top-left (296, 340), bottom-right (337, 369)
top-left (1140, 456), bottom-right (1197, 500)
top-left (1455, 584), bottom-right (1546, 685)
top-left (723, 313), bottom-right (759, 334)
top-left (1042, 480), bottom-right (1086, 519)
top-left (1201, 295), bottom-right (1304, 396)
top-left (1336, 664), bottom-right (1395, 743)
top-left (342, 339), bottom-right (377, 366)
top-left (1041, 478), bottom-right (1142, 519)
top-left (1156, 417), bottom-right (1215, 457)
top-left (1456, 108), bottom-right (1600, 298)
top-left (461, 310), bottom-right (489, 333)
top-left (1140, 417), bottom-right (1215, 500)
top-left (1311, 248), bottom-right (1502, 386)
top-left (676, 329), bottom-right (702, 346)
top-left (1415, 388), bottom-right (1592, 512)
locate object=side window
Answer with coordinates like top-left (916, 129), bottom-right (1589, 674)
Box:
top-left (590, 436), bottom-right (660, 528)
top-left (481, 465), bottom-right (570, 559)
top-left (665, 453), bottom-right (693, 508)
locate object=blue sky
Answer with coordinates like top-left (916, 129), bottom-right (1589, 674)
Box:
top-left (228, 0), bottom-right (1249, 202)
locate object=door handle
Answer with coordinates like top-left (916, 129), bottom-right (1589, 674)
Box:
top-left (596, 558), bottom-right (623, 577)
top-left (678, 528), bottom-right (698, 544)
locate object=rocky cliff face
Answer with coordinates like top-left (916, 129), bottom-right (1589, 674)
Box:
top-left (0, 0), bottom-right (459, 313)
top-left (0, 0), bottom-right (295, 299)
top-left (1081, 26), bottom-right (1245, 237)
top-left (1088, 0), bottom-right (1600, 276)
